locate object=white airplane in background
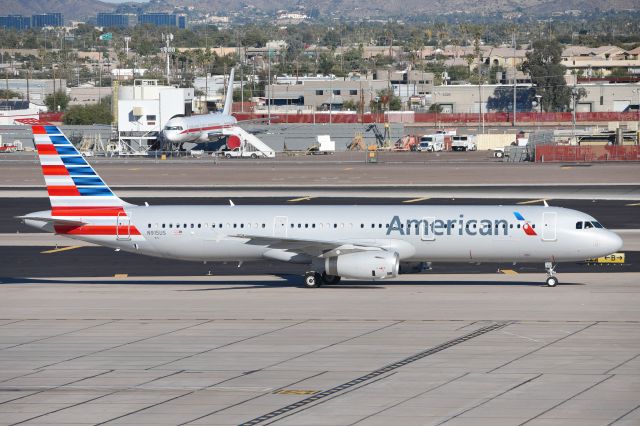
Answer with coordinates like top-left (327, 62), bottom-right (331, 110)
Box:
top-left (21, 124), bottom-right (623, 288)
top-left (161, 68), bottom-right (237, 144)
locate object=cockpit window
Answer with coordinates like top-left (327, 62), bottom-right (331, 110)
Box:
top-left (584, 221), bottom-right (594, 229)
top-left (576, 222), bottom-right (582, 229)
top-left (592, 221), bottom-right (604, 228)
top-left (164, 126), bottom-right (183, 130)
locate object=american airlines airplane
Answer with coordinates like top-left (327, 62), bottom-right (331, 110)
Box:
top-left (21, 124), bottom-right (622, 288)
top-left (161, 68), bottom-right (237, 145)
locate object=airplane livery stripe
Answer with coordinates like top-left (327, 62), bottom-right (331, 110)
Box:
top-left (53, 225), bottom-right (142, 236)
top-left (51, 206), bottom-right (126, 216)
top-left (77, 187), bottom-right (113, 196)
top-left (36, 144), bottom-right (58, 155)
top-left (41, 165), bottom-right (69, 176)
top-left (72, 176), bottom-right (104, 186)
top-left (61, 156), bottom-right (88, 166)
top-left (47, 186), bottom-right (81, 196)
top-left (55, 146), bottom-right (78, 155)
top-left (66, 166), bottom-right (96, 176)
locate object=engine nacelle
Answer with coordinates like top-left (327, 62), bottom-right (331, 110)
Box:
top-left (325, 251), bottom-right (399, 280)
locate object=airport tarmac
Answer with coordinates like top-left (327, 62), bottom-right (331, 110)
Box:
top-left (2, 157), bottom-right (639, 424)
top-left (1, 154), bottom-right (639, 188)
top-left (0, 273), bottom-right (639, 425)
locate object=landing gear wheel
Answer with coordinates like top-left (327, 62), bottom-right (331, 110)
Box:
top-left (544, 262), bottom-right (558, 287)
top-left (304, 271), bottom-right (323, 288)
top-left (322, 273), bottom-right (341, 285)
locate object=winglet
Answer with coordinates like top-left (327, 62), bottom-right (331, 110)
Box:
top-left (229, 199), bottom-right (235, 206)
top-left (222, 67), bottom-right (235, 116)
top-left (543, 199), bottom-right (549, 207)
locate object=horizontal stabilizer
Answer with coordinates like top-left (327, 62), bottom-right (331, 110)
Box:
top-left (16, 215), bottom-right (86, 227)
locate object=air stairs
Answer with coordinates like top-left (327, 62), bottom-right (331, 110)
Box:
top-left (221, 126), bottom-right (276, 157)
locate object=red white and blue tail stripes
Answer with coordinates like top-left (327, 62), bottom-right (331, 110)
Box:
top-left (33, 125), bottom-right (125, 207)
top-left (33, 125), bottom-right (141, 238)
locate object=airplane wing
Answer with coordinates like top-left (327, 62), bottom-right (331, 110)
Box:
top-left (230, 233), bottom-right (390, 258)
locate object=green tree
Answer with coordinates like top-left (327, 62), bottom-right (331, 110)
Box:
top-left (522, 38), bottom-right (571, 112)
top-left (44, 90), bottom-right (70, 112)
top-left (63, 98), bottom-right (112, 125)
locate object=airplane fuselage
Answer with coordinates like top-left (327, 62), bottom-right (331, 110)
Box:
top-left (27, 205), bottom-right (622, 265)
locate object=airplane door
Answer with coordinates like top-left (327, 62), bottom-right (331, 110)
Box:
top-left (420, 217), bottom-right (435, 241)
top-left (116, 212), bottom-right (131, 241)
top-left (273, 216), bottom-right (288, 238)
top-left (542, 212), bottom-right (557, 241)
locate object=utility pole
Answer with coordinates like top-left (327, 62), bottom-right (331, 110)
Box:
top-left (512, 31), bottom-right (517, 128)
top-left (267, 49), bottom-right (271, 124)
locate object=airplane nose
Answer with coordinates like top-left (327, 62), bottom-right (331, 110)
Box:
top-left (602, 231), bottom-right (623, 254)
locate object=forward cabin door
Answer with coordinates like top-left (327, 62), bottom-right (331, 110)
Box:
top-left (542, 212), bottom-right (557, 242)
top-left (116, 212), bottom-right (131, 241)
top-left (273, 216), bottom-right (288, 238)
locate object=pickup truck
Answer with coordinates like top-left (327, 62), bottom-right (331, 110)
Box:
top-left (451, 135), bottom-right (477, 151)
top-left (221, 147), bottom-right (274, 159)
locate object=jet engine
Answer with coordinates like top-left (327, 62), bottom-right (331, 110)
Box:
top-left (325, 251), bottom-right (399, 280)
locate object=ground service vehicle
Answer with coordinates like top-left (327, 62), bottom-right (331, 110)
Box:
top-left (418, 134), bottom-right (444, 152)
top-left (451, 135), bottom-right (477, 151)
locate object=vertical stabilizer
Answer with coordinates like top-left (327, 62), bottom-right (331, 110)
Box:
top-left (32, 125), bottom-right (131, 209)
top-left (222, 67), bottom-right (235, 116)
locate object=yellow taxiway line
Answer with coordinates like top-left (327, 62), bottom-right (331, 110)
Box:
top-left (287, 196), bottom-right (314, 202)
top-left (403, 197), bottom-right (430, 203)
top-left (40, 246), bottom-right (83, 254)
top-left (499, 269), bottom-right (519, 275)
top-left (517, 199), bottom-right (549, 205)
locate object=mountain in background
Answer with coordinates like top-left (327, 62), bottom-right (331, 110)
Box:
top-left (3, 0), bottom-right (640, 21)
top-left (3, 0), bottom-right (114, 20)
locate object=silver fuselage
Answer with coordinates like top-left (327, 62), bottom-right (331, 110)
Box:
top-left (27, 205), bottom-right (623, 264)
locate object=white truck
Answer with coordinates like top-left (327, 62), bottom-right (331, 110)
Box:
top-left (451, 135), bottom-right (477, 151)
top-left (417, 134), bottom-right (445, 152)
top-left (222, 146), bottom-right (274, 159)
top-left (307, 135), bottom-right (336, 155)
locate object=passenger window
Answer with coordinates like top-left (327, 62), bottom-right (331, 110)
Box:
top-left (147, 224), bottom-right (151, 228)
top-left (169, 224), bottom-right (173, 228)
top-left (184, 224), bottom-right (187, 228)
top-left (312, 224), bottom-right (316, 228)
top-left (334, 224), bottom-right (337, 228)
top-left (291, 224), bottom-right (294, 228)
top-left (298, 223), bottom-right (302, 228)
top-left (262, 224), bottom-right (266, 228)
top-left (361, 224), bottom-right (364, 228)
top-left (191, 224), bottom-right (194, 228)
top-left (576, 222), bottom-right (583, 229)
top-left (305, 224), bottom-right (308, 228)
top-left (162, 224), bottom-right (165, 228)
top-left (241, 224), bottom-right (244, 228)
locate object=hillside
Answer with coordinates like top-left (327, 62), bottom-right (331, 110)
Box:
top-left (3, 0), bottom-right (113, 21)
top-left (3, 0), bottom-right (640, 22)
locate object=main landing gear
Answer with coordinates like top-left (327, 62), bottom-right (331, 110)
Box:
top-left (545, 262), bottom-right (559, 287)
top-left (303, 271), bottom-right (342, 288)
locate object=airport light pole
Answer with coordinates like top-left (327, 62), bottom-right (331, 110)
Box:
top-left (161, 33), bottom-right (174, 86)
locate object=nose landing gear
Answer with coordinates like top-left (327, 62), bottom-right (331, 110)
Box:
top-left (545, 262), bottom-right (559, 287)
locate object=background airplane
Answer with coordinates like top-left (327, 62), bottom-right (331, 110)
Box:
top-left (21, 125), bottom-right (622, 288)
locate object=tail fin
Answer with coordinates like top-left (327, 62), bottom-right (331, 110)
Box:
top-left (32, 125), bottom-right (132, 209)
top-left (222, 67), bottom-right (235, 116)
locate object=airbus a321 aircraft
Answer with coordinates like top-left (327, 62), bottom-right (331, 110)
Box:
top-left (21, 124), bottom-right (622, 287)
